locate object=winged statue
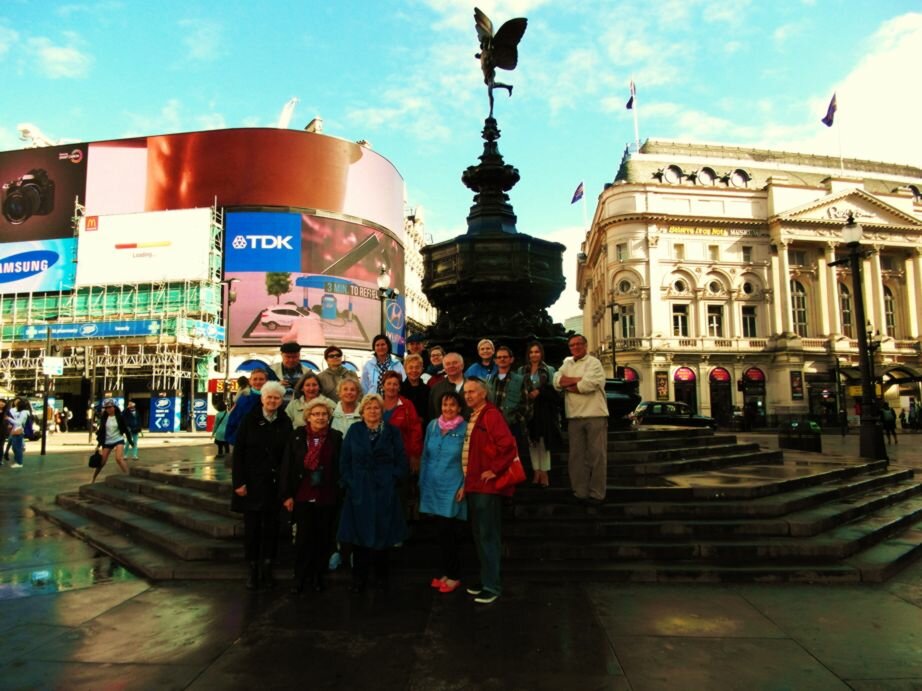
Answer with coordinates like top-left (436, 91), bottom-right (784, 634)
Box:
top-left (474, 7), bottom-right (527, 117)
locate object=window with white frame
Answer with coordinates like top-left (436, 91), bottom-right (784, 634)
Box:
top-left (707, 305), bottom-right (724, 337)
top-left (620, 303), bottom-right (636, 338)
top-left (672, 304), bottom-right (689, 337)
top-left (742, 245), bottom-right (753, 263)
top-left (839, 283), bottom-right (853, 338)
top-left (791, 280), bottom-right (808, 337)
top-left (742, 306), bottom-right (757, 337)
top-left (674, 243), bottom-right (685, 261)
top-left (884, 286), bottom-right (896, 336)
top-left (615, 242), bottom-right (628, 261)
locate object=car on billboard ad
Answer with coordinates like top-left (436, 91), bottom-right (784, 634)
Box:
top-left (225, 211), bottom-right (404, 350)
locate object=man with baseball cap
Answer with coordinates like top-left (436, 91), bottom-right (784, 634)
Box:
top-left (271, 341), bottom-right (306, 403)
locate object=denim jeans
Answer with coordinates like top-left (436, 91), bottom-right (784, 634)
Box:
top-left (10, 435), bottom-right (24, 465)
top-left (468, 492), bottom-right (503, 596)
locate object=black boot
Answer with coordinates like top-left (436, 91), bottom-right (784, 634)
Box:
top-left (261, 560), bottom-right (276, 590)
top-left (245, 561), bottom-right (259, 591)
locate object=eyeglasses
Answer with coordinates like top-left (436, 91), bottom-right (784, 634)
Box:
top-left (326, 353), bottom-right (342, 359)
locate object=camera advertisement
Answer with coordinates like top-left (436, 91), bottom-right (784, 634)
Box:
top-left (0, 143), bottom-right (87, 242)
top-left (224, 211), bottom-right (405, 351)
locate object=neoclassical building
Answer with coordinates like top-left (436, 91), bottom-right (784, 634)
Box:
top-left (577, 140), bottom-right (922, 426)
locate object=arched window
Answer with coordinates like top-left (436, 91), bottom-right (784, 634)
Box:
top-left (791, 280), bottom-right (808, 337)
top-left (884, 286), bottom-right (896, 336)
top-left (839, 283), bottom-right (852, 338)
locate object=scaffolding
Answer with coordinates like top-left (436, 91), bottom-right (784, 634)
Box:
top-left (0, 206), bottom-right (225, 397)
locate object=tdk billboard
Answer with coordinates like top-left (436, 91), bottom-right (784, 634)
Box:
top-left (225, 212), bottom-right (301, 272)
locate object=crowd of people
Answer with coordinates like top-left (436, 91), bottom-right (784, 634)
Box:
top-left (225, 332), bottom-right (607, 605)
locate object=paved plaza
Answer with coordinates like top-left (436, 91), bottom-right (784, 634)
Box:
top-left (1, 431), bottom-right (921, 690)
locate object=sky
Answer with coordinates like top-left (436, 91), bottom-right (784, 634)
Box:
top-left (1, 0), bottom-right (920, 321)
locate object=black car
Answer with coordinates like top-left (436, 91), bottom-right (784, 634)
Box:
top-left (631, 401), bottom-right (717, 430)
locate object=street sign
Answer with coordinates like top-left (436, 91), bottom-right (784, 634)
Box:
top-left (42, 357), bottom-right (64, 376)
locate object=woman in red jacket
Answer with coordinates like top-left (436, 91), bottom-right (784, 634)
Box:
top-left (381, 370), bottom-right (423, 519)
top-left (461, 377), bottom-right (518, 605)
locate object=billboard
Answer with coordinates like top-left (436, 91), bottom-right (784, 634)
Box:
top-left (0, 238), bottom-right (76, 293)
top-left (83, 129), bottom-right (404, 234)
top-left (225, 211), bottom-right (404, 350)
top-left (75, 207), bottom-right (214, 286)
top-left (0, 144), bottom-right (88, 243)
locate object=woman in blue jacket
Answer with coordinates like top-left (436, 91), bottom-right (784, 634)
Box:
top-left (337, 392), bottom-right (408, 592)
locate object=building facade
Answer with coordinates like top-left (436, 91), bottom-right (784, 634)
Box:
top-left (577, 140), bottom-right (922, 426)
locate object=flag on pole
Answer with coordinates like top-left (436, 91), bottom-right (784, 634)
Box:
top-left (625, 80), bottom-right (636, 110)
top-left (821, 93), bottom-right (837, 127)
top-left (571, 182), bottom-right (584, 204)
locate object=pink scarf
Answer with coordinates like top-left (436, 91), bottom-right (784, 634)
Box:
top-left (437, 415), bottom-right (464, 434)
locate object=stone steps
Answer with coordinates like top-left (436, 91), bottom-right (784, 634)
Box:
top-left (79, 483), bottom-right (243, 539)
top-left (31, 428), bottom-right (922, 583)
top-left (55, 491), bottom-right (243, 561)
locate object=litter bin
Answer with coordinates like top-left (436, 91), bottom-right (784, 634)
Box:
top-left (777, 420), bottom-right (822, 453)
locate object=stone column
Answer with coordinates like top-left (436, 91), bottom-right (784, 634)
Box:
top-left (905, 251), bottom-right (920, 338)
top-left (769, 246), bottom-right (784, 335)
top-left (775, 240), bottom-right (793, 334)
top-left (816, 245), bottom-right (832, 336)
top-left (825, 243), bottom-right (842, 335)
top-left (867, 250), bottom-right (884, 335)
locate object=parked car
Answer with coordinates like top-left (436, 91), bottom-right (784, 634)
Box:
top-left (605, 379), bottom-right (641, 422)
top-left (631, 401), bottom-right (717, 430)
top-left (259, 303), bottom-right (313, 330)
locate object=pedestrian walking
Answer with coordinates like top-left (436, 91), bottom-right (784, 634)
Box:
top-left (7, 399), bottom-right (31, 469)
top-left (881, 401), bottom-right (898, 444)
top-left (123, 401), bottom-right (142, 459)
top-left (92, 399), bottom-right (130, 482)
top-left (213, 402), bottom-right (230, 456)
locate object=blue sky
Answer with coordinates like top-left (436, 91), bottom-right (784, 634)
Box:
top-left (1, 1), bottom-right (920, 319)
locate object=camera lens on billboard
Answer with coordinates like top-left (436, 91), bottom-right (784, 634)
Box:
top-left (2, 168), bottom-right (55, 225)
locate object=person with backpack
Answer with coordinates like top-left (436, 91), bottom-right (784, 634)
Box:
top-left (8, 399), bottom-right (32, 468)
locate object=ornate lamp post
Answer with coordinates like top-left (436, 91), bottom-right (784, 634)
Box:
top-left (376, 267), bottom-right (398, 336)
top-left (833, 213), bottom-right (887, 460)
top-left (222, 278), bottom-right (239, 408)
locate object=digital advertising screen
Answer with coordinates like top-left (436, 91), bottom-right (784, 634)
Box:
top-left (0, 237), bottom-right (77, 293)
top-left (225, 211), bottom-right (405, 350)
top-left (75, 207), bottom-right (214, 286)
top-left (0, 144), bottom-right (88, 243)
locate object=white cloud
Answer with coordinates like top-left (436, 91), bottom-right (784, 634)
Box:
top-left (772, 21), bottom-right (805, 45)
top-left (195, 113), bottom-right (227, 130)
top-left (122, 98), bottom-right (183, 136)
top-left (779, 12), bottom-right (922, 166)
top-left (27, 35), bottom-right (92, 78)
top-left (543, 224), bottom-right (584, 322)
top-left (178, 18), bottom-right (223, 62)
top-left (0, 125), bottom-right (23, 152)
top-left (0, 25), bottom-right (18, 58)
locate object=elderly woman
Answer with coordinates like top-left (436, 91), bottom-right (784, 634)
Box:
top-left (462, 377), bottom-right (518, 605)
top-left (231, 381), bottom-right (292, 591)
top-left (401, 353), bottom-right (431, 426)
top-left (332, 377), bottom-right (363, 436)
top-left (281, 398), bottom-right (343, 593)
top-left (285, 371), bottom-right (336, 429)
top-left (360, 334), bottom-right (405, 395)
top-left (92, 398), bottom-right (130, 482)
top-left (419, 391), bottom-right (468, 594)
top-left (522, 341), bottom-right (563, 487)
top-left (338, 393), bottom-right (408, 593)
top-left (225, 368), bottom-right (269, 446)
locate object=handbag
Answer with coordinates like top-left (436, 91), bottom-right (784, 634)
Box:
top-left (88, 451), bottom-right (103, 468)
top-left (493, 456), bottom-right (526, 490)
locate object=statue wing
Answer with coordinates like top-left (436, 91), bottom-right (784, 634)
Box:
top-left (474, 7), bottom-right (494, 42)
top-left (492, 18), bottom-right (527, 70)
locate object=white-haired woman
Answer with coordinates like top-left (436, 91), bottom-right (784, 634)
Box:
top-left (231, 380), bottom-right (292, 591)
top-left (281, 398), bottom-right (343, 593)
top-left (337, 392), bottom-right (408, 592)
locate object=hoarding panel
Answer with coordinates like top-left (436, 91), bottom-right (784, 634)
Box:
top-left (0, 238), bottom-right (76, 294)
top-left (75, 207), bottom-right (213, 286)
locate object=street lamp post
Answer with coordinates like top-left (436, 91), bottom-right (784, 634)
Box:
top-left (607, 300), bottom-right (620, 378)
top-left (222, 278), bottom-right (239, 408)
top-left (831, 213), bottom-right (888, 461)
top-left (376, 267), bottom-right (399, 337)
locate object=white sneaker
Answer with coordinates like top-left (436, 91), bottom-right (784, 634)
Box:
top-left (11, 463), bottom-right (23, 469)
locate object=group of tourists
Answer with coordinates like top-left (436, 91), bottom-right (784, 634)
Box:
top-left (228, 331), bottom-right (610, 605)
